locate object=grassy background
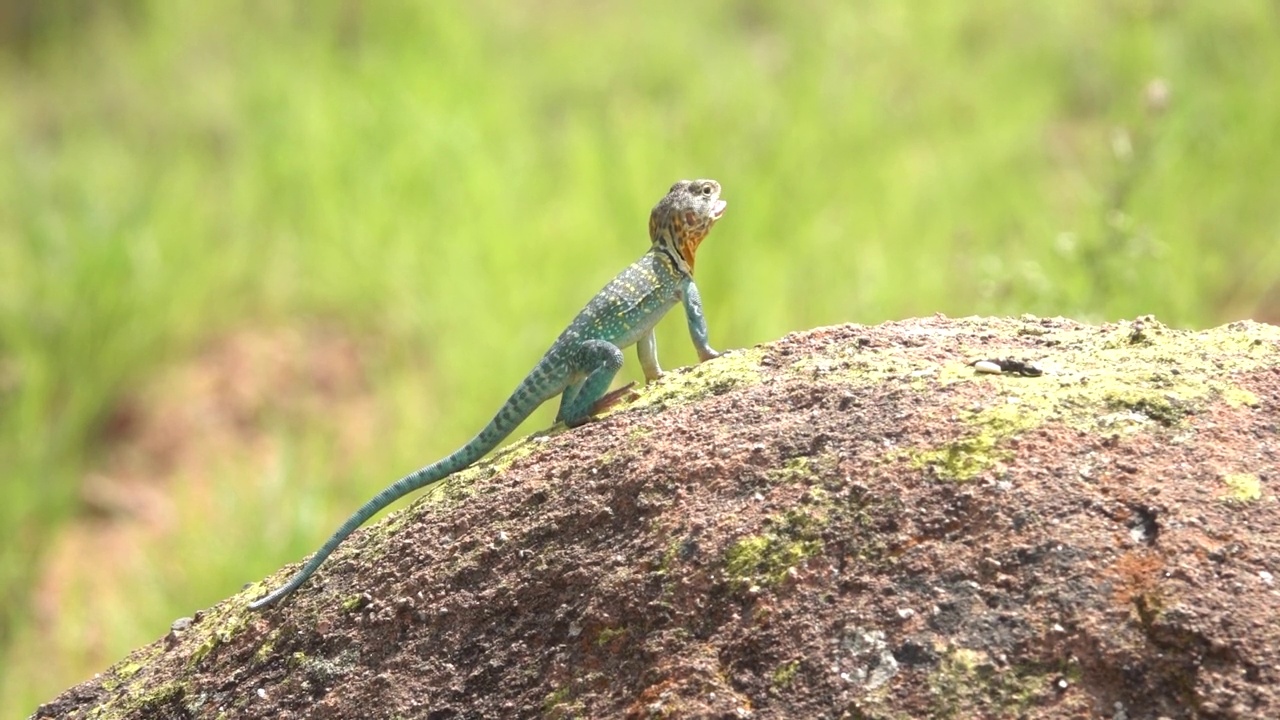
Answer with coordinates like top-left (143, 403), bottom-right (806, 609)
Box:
top-left (3, 0), bottom-right (1279, 713)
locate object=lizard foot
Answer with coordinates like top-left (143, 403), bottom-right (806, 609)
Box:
top-left (590, 381), bottom-right (638, 416)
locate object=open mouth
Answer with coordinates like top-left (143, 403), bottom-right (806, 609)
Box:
top-left (711, 199), bottom-right (727, 219)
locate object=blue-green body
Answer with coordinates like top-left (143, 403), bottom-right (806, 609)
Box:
top-left (248, 246), bottom-right (717, 609)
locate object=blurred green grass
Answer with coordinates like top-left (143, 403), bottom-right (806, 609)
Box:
top-left (3, 0), bottom-right (1279, 713)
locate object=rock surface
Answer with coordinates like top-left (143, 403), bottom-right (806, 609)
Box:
top-left (34, 316), bottom-right (1280, 719)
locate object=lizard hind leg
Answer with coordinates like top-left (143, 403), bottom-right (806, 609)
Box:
top-left (589, 381), bottom-right (637, 416)
top-left (558, 339), bottom-right (625, 428)
top-left (555, 378), bottom-right (585, 424)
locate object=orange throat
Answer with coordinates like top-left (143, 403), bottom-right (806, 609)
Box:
top-left (678, 233), bottom-right (707, 273)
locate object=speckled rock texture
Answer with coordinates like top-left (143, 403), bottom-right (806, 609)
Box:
top-left (34, 316), bottom-right (1280, 720)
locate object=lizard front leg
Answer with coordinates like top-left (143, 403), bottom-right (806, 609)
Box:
top-left (637, 328), bottom-right (663, 381)
top-left (681, 279), bottom-right (719, 362)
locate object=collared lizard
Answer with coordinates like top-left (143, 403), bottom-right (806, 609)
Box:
top-left (248, 179), bottom-right (728, 609)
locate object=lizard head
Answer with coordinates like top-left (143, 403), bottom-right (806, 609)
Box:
top-left (648, 179), bottom-right (727, 275)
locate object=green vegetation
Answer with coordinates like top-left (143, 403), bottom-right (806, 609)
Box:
top-left (3, 1), bottom-right (1279, 714)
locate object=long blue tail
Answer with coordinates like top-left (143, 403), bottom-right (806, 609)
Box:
top-left (249, 361), bottom-right (563, 609)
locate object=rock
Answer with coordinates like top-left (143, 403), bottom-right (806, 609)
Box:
top-left (33, 316), bottom-right (1280, 719)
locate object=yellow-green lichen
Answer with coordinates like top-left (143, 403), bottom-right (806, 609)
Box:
top-left (254, 628), bottom-right (281, 664)
top-left (787, 335), bottom-right (943, 388)
top-left (928, 646), bottom-right (1059, 717)
top-left (910, 434), bottom-right (1005, 481)
top-left (906, 397), bottom-right (1047, 481)
top-left (655, 536), bottom-right (683, 575)
top-left (543, 686), bottom-right (573, 715)
top-left (296, 651), bottom-right (357, 685)
top-left (619, 347), bottom-right (765, 417)
top-left (188, 606), bottom-right (248, 668)
top-left (895, 318), bottom-right (1280, 481)
top-left (766, 454), bottom-right (839, 484)
top-left (1222, 473), bottom-right (1262, 502)
top-left (724, 510), bottom-right (824, 587)
top-left (772, 659), bottom-right (801, 689)
top-left (1222, 387), bottom-right (1261, 408)
top-left (133, 681), bottom-right (186, 715)
top-left (372, 437), bottom-right (545, 541)
top-left (1099, 387), bottom-right (1191, 426)
top-left (96, 643), bottom-right (165, 698)
top-left (627, 425), bottom-right (654, 441)
top-left (595, 626), bottom-right (627, 646)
